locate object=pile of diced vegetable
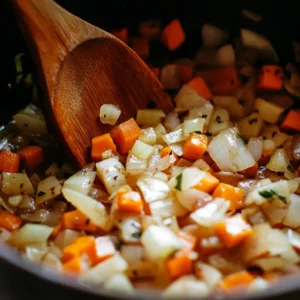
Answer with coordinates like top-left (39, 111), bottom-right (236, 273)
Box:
top-left (1, 11), bottom-right (300, 298)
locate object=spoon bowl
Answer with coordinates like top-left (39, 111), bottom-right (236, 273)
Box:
top-left (13, 0), bottom-right (172, 167)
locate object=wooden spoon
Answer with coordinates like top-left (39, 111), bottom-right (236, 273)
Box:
top-left (12, 0), bottom-right (172, 167)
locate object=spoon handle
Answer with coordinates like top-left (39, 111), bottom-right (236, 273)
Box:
top-left (12, 0), bottom-right (104, 95)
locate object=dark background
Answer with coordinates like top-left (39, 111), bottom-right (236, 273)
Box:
top-left (1, 0), bottom-right (300, 299)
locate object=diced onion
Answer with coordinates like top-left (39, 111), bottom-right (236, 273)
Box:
top-left (213, 96), bottom-right (245, 121)
top-left (253, 257), bottom-right (285, 272)
top-left (8, 195), bottom-right (23, 207)
top-left (54, 229), bottom-right (80, 249)
top-left (1, 173), bottom-right (34, 196)
top-left (104, 273), bottom-right (134, 294)
top-left (62, 187), bottom-right (113, 231)
top-left (283, 194), bottom-right (300, 228)
top-left (131, 140), bottom-right (154, 160)
top-left (36, 176), bottom-right (62, 204)
top-left (136, 109), bottom-right (166, 127)
top-left (176, 188), bottom-right (212, 211)
top-left (45, 163), bottom-right (61, 177)
top-left (139, 127), bottom-right (157, 145)
top-left (208, 127), bottom-right (256, 172)
top-left (126, 153), bottom-right (147, 175)
top-left (263, 139), bottom-right (276, 156)
top-left (193, 159), bottom-right (210, 172)
top-left (208, 107), bottom-right (231, 135)
top-left (288, 178), bottom-right (300, 194)
top-left (162, 128), bottom-right (185, 145)
top-left (237, 112), bottom-right (263, 140)
top-left (202, 24), bottom-right (228, 48)
top-left (99, 104), bottom-right (121, 125)
top-left (160, 65), bottom-right (180, 90)
top-left (150, 197), bottom-right (188, 218)
top-left (195, 263), bottom-right (222, 288)
top-left (183, 118), bottom-right (205, 137)
top-left (266, 148), bottom-right (290, 173)
top-left (141, 225), bottom-right (183, 260)
top-left (287, 229), bottom-right (300, 249)
top-left (119, 218), bottom-right (142, 243)
top-left (164, 112), bottom-right (180, 132)
top-left (154, 123), bottom-right (167, 144)
top-left (247, 137), bottom-right (263, 161)
top-left (217, 44), bottom-right (235, 66)
top-left (261, 126), bottom-right (289, 148)
top-left (255, 98), bottom-right (284, 124)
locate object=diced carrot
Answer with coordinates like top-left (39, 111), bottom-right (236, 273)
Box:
top-left (182, 133), bottom-right (208, 161)
top-left (281, 110), bottom-right (300, 131)
top-left (63, 255), bottom-right (84, 273)
top-left (93, 236), bottom-right (116, 265)
top-left (0, 211), bottom-right (22, 232)
top-left (257, 65), bottom-right (283, 91)
top-left (212, 183), bottom-right (244, 211)
top-left (176, 158), bottom-right (193, 167)
top-left (51, 221), bottom-right (64, 239)
top-left (215, 214), bottom-right (253, 248)
top-left (194, 172), bottom-right (220, 193)
top-left (177, 64), bottom-right (193, 84)
top-left (116, 190), bottom-right (143, 213)
top-left (201, 67), bottom-right (240, 95)
top-left (62, 236), bottom-right (96, 263)
top-left (199, 236), bottom-right (223, 255)
top-left (240, 163), bottom-right (258, 177)
top-left (160, 19), bottom-right (185, 51)
top-left (112, 118), bottom-right (141, 155)
top-left (91, 134), bottom-right (117, 162)
top-left (187, 77), bottom-right (212, 100)
top-left (62, 210), bottom-right (100, 233)
top-left (130, 37), bottom-right (149, 58)
top-left (17, 146), bottom-right (43, 173)
top-left (219, 271), bottom-right (254, 292)
top-left (111, 27), bottom-right (128, 43)
top-left (263, 272), bottom-right (280, 281)
top-left (150, 67), bottom-right (160, 78)
top-left (258, 155), bottom-right (270, 166)
top-left (167, 249), bottom-right (193, 278)
top-left (177, 231), bottom-right (196, 251)
top-left (0, 149), bottom-right (20, 173)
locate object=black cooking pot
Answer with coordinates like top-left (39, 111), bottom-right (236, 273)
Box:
top-left (1, 0), bottom-right (300, 299)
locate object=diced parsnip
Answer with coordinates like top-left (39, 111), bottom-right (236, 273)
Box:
top-left (283, 194), bottom-right (300, 228)
top-left (190, 198), bottom-right (230, 227)
top-left (96, 157), bottom-right (126, 194)
top-left (160, 64), bottom-right (180, 90)
top-left (261, 126), bottom-right (289, 148)
top-left (163, 275), bottom-right (209, 298)
top-left (119, 218), bottom-right (142, 243)
top-left (36, 176), bottom-right (62, 204)
top-left (62, 188), bottom-right (113, 231)
top-left (255, 98), bottom-right (284, 124)
top-left (263, 139), bottom-right (276, 156)
top-left (137, 175), bottom-right (170, 203)
top-left (8, 224), bottom-right (53, 249)
top-left (195, 263), bottom-right (223, 288)
top-left (176, 188), bottom-right (212, 211)
top-left (99, 104), bottom-right (121, 125)
top-left (193, 159), bottom-right (211, 171)
top-left (139, 127), bottom-right (156, 145)
top-left (169, 167), bottom-right (206, 191)
top-left (261, 202), bottom-right (287, 226)
top-left (208, 107), bottom-right (231, 135)
top-left (126, 153), bottom-right (147, 175)
top-left (1, 173), bottom-right (34, 196)
top-left (288, 178), bottom-right (300, 194)
top-left (174, 85), bottom-right (207, 111)
top-left (131, 140), bottom-right (154, 160)
top-left (149, 197), bottom-right (188, 218)
top-left (237, 112), bottom-right (263, 140)
top-left (266, 148), bottom-right (290, 173)
top-left (63, 164), bottom-right (96, 195)
top-left (54, 229), bottom-right (81, 249)
top-left (245, 180), bottom-right (290, 206)
top-left (185, 106), bottom-right (214, 129)
top-left (136, 109), bottom-right (166, 126)
top-left (208, 127), bottom-right (256, 172)
top-left (253, 257), bottom-right (285, 272)
top-left (183, 118), bottom-right (205, 137)
top-left (104, 273), bottom-right (134, 294)
top-left (45, 163), bottom-right (61, 177)
top-left (247, 137), bottom-right (263, 161)
top-left (162, 128), bottom-right (186, 145)
top-left (141, 225), bottom-right (183, 260)
top-left (25, 247), bottom-right (47, 263)
top-left (154, 123), bottom-right (167, 144)
top-left (8, 195), bottom-right (23, 207)
top-left (213, 96), bottom-right (245, 121)
top-left (80, 253), bottom-right (128, 285)
top-left (164, 112), bottom-right (181, 131)
top-left (240, 223), bottom-right (271, 262)
top-left (202, 24), bottom-right (228, 48)
top-left (170, 143), bottom-right (184, 157)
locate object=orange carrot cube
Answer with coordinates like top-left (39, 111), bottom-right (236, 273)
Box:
top-left (0, 211), bottom-right (22, 232)
top-left (160, 19), bottom-right (185, 51)
top-left (182, 133), bottom-right (208, 160)
top-left (177, 231), bottom-right (197, 251)
top-left (215, 214), bottom-right (252, 248)
top-left (111, 27), bottom-right (128, 43)
top-left (257, 65), bottom-right (283, 91)
top-left (91, 133), bottom-right (117, 162)
top-left (219, 271), bottom-right (254, 293)
top-left (167, 249), bottom-right (193, 278)
top-left (281, 110), bottom-right (300, 131)
top-left (194, 172), bottom-right (220, 193)
top-left (116, 190), bottom-right (143, 213)
top-left (187, 77), bottom-right (212, 100)
top-left (0, 150), bottom-right (20, 173)
top-left (63, 255), bottom-right (85, 273)
top-left (17, 146), bottom-right (44, 173)
top-left (212, 183), bottom-right (244, 211)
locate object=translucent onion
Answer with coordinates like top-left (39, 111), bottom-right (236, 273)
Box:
top-left (138, 127), bottom-right (156, 145)
top-left (202, 24), bottom-right (228, 48)
top-left (126, 153), bottom-right (147, 175)
top-left (162, 128), bottom-right (185, 145)
top-left (195, 263), bottom-right (222, 288)
top-left (1, 173), bottom-right (34, 196)
top-left (99, 104), bottom-right (121, 125)
top-left (150, 197), bottom-right (188, 218)
top-left (131, 140), bottom-right (154, 160)
top-left (283, 194), bottom-right (300, 228)
top-left (266, 148), bottom-right (290, 173)
top-left (176, 188), bottom-right (212, 211)
top-left (160, 65), bottom-right (180, 90)
top-left (36, 176), bottom-right (62, 204)
top-left (54, 229), bottom-right (80, 249)
top-left (164, 112), bottom-right (180, 132)
top-left (217, 44), bottom-right (235, 66)
top-left (247, 137), bottom-right (263, 161)
top-left (104, 273), bottom-right (134, 294)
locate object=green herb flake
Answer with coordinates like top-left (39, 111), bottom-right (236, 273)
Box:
top-left (131, 231), bottom-right (142, 238)
top-left (259, 189), bottom-right (287, 204)
top-left (175, 173), bottom-right (183, 191)
top-left (116, 240), bottom-right (124, 250)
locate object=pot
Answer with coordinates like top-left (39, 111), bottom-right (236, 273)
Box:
top-left (0, 0), bottom-right (300, 299)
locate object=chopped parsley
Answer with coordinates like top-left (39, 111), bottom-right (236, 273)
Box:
top-left (259, 189), bottom-right (287, 204)
top-left (131, 231), bottom-right (142, 238)
top-left (175, 173), bottom-right (183, 191)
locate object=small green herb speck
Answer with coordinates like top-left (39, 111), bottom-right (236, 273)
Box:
top-left (259, 189), bottom-right (287, 204)
top-left (175, 173), bottom-right (183, 191)
top-left (132, 231), bottom-right (142, 238)
top-left (287, 164), bottom-right (295, 172)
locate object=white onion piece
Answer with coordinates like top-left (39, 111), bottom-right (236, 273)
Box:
top-left (160, 65), bottom-right (180, 90)
top-left (8, 195), bottom-right (23, 207)
top-left (283, 194), bottom-right (300, 228)
top-left (164, 112), bottom-right (180, 131)
top-left (119, 218), bottom-right (142, 243)
top-left (141, 225), bottom-right (183, 260)
top-left (138, 127), bottom-right (157, 145)
top-left (213, 96), bottom-right (245, 121)
top-left (150, 198), bottom-right (188, 218)
top-left (261, 125), bottom-right (289, 148)
top-left (238, 180), bottom-right (259, 195)
top-left (288, 178), bottom-right (300, 194)
top-left (202, 24), bottom-right (228, 48)
top-left (261, 202), bottom-right (287, 226)
top-left (208, 107), bottom-right (231, 135)
top-left (131, 140), bottom-right (154, 160)
top-left (237, 112), bottom-right (263, 140)
top-left (99, 104), bottom-right (121, 125)
top-left (196, 263), bottom-right (222, 288)
top-left (8, 224), bottom-right (53, 249)
top-left (45, 163), bottom-right (61, 177)
top-left (247, 137), bottom-right (263, 161)
top-left (0, 228), bottom-right (11, 242)
top-left (170, 143), bottom-right (184, 157)
top-left (255, 98), bottom-right (284, 124)
top-left (1, 173), bottom-right (34, 196)
top-left (183, 118), bottom-right (205, 137)
top-left (54, 229), bottom-right (80, 249)
top-left (208, 127), bottom-right (256, 172)
top-left (254, 257), bottom-right (285, 272)
top-left (176, 188), bottom-right (212, 211)
top-left (104, 273), bottom-right (134, 294)
top-left (137, 175), bottom-right (170, 203)
top-left (126, 154), bottom-right (147, 176)
top-left (247, 278), bottom-right (269, 293)
top-left (266, 148), bottom-right (290, 173)
top-left (217, 44), bottom-right (235, 66)
top-left (190, 198), bottom-right (230, 227)
top-left (36, 176), bottom-right (62, 204)
top-left (162, 128), bottom-right (185, 145)
top-left (25, 247), bottom-right (46, 263)
top-left (287, 229), bottom-right (300, 249)
top-left (154, 123), bottom-right (167, 144)
top-left (136, 109), bottom-right (166, 127)
top-left (62, 188), bottom-right (113, 231)
top-left (96, 157), bottom-right (126, 194)
top-left (193, 159), bottom-right (210, 172)
top-left (121, 245), bottom-right (146, 264)
top-left (263, 139), bottom-right (276, 156)
top-left (80, 253), bottom-right (128, 285)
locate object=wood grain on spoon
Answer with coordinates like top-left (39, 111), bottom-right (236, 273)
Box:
top-left (12, 0), bottom-right (173, 167)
